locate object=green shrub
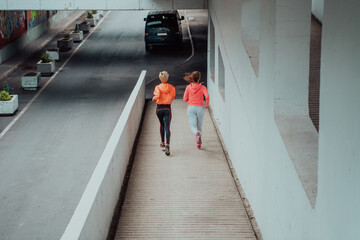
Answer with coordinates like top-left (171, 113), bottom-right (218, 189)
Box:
top-left (3, 81), bottom-right (10, 93)
top-left (0, 90), bottom-right (11, 101)
top-left (92, 10), bottom-right (98, 14)
top-left (87, 12), bottom-right (93, 19)
top-left (40, 53), bottom-right (54, 63)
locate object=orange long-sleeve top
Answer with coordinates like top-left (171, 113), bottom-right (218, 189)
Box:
top-left (153, 82), bottom-right (176, 105)
top-left (183, 83), bottom-right (209, 107)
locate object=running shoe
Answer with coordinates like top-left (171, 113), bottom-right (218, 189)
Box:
top-left (196, 132), bottom-right (200, 144)
top-left (196, 132), bottom-right (202, 149)
top-left (160, 142), bottom-right (166, 151)
top-left (165, 144), bottom-right (170, 156)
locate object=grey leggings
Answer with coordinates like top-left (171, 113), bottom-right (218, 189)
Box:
top-left (187, 105), bottom-right (204, 135)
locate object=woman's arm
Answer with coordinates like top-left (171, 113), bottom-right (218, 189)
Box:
top-left (183, 86), bottom-right (189, 102)
top-left (203, 86), bottom-right (209, 108)
top-left (172, 85), bottom-right (176, 100)
top-left (153, 86), bottom-right (160, 102)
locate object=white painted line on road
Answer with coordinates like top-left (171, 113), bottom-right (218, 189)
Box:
top-left (145, 10), bottom-right (195, 85)
top-left (183, 10), bottom-right (195, 62)
top-left (0, 11), bottom-right (111, 141)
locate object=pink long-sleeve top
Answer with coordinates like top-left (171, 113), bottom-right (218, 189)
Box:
top-left (183, 83), bottom-right (209, 108)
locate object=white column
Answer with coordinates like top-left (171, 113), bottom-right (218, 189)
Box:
top-left (316, 0), bottom-right (360, 239)
top-left (274, 0), bottom-right (311, 116)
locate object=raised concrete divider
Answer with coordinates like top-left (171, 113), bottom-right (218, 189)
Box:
top-left (61, 70), bottom-right (146, 240)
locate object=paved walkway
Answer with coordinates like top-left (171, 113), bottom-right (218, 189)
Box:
top-left (114, 99), bottom-right (257, 239)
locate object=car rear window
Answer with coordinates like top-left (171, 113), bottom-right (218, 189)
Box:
top-left (146, 14), bottom-right (178, 28)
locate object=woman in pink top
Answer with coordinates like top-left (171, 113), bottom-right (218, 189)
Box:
top-left (183, 71), bottom-right (210, 149)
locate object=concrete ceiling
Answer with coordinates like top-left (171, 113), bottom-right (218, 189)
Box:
top-left (0, 0), bottom-right (208, 10)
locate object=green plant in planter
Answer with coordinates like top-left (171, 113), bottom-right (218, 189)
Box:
top-left (3, 81), bottom-right (10, 93)
top-left (40, 53), bottom-right (54, 63)
top-left (87, 12), bottom-right (94, 19)
top-left (0, 90), bottom-right (11, 101)
top-left (92, 10), bottom-right (98, 14)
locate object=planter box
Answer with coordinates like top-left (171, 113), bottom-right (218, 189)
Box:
top-left (46, 48), bottom-right (59, 61)
top-left (0, 95), bottom-right (18, 115)
top-left (57, 37), bottom-right (74, 52)
top-left (79, 22), bottom-right (91, 33)
top-left (22, 72), bottom-right (41, 90)
top-left (70, 31), bottom-right (83, 42)
top-left (85, 18), bottom-right (97, 27)
top-left (92, 13), bottom-right (100, 20)
top-left (37, 60), bottom-right (55, 76)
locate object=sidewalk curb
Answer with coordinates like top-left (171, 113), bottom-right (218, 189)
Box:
top-left (1, 65), bottom-right (19, 82)
top-left (0, 11), bottom-right (85, 82)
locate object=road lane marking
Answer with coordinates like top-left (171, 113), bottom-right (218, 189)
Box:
top-left (0, 11), bottom-right (111, 141)
top-left (183, 10), bottom-right (195, 62)
top-left (145, 10), bottom-right (195, 85)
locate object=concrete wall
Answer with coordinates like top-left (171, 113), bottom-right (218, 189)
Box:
top-left (0, 11), bottom-right (74, 64)
top-left (316, 0), bottom-right (360, 239)
top-left (0, 0), bottom-right (208, 10)
top-left (208, 0), bottom-right (359, 239)
top-left (61, 71), bottom-right (146, 240)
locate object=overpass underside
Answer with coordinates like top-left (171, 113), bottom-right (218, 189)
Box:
top-left (0, 0), bottom-right (208, 10)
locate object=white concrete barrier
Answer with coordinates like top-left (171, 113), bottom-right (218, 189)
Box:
top-left (61, 70), bottom-right (146, 240)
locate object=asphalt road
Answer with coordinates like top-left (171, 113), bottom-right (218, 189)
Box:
top-left (0, 10), bottom-right (207, 240)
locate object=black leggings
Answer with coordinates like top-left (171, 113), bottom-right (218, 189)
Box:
top-left (156, 104), bottom-right (172, 145)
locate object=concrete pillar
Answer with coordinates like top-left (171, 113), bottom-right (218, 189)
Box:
top-left (316, 0), bottom-right (360, 239)
top-left (240, 0), bottom-right (261, 75)
top-left (274, 0), bottom-right (311, 116)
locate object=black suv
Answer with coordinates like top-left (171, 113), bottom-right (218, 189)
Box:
top-left (144, 10), bottom-right (184, 51)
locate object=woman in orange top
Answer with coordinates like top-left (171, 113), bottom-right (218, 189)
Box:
top-left (153, 71), bottom-right (176, 156)
top-left (183, 71), bottom-right (209, 149)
